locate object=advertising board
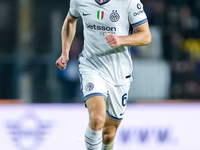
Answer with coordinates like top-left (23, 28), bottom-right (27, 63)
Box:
top-left (0, 103), bottom-right (200, 150)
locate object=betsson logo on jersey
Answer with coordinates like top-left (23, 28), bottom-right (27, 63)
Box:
top-left (85, 23), bottom-right (116, 31)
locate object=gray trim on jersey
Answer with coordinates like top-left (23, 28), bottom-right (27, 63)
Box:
top-left (69, 10), bottom-right (79, 19)
top-left (106, 110), bottom-right (123, 121)
top-left (94, 0), bottom-right (110, 5)
top-left (84, 93), bottom-right (107, 102)
top-left (132, 18), bottom-right (148, 28)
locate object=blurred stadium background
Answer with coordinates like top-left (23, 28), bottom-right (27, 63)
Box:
top-left (0, 0), bottom-right (200, 150)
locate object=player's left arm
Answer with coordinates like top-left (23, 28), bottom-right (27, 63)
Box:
top-left (105, 22), bottom-right (151, 47)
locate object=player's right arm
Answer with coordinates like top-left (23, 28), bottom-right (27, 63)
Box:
top-left (55, 13), bottom-right (78, 70)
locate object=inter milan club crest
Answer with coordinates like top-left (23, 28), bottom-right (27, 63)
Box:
top-left (85, 82), bottom-right (94, 92)
top-left (110, 10), bottom-right (120, 22)
top-left (97, 11), bottom-right (104, 20)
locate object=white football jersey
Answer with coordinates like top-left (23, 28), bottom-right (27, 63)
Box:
top-left (69, 0), bottom-right (148, 85)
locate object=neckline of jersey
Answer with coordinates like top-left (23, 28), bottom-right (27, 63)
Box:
top-left (94, 0), bottom-right (110, 5)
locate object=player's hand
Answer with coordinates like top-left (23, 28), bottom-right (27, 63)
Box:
top-left (105, 33), bottom-right (121, 47)
top-left (55, 55), bottom-right (69, 70)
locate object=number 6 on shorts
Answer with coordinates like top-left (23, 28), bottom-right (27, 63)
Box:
top-left (122, 93), bottom-right (127, 107)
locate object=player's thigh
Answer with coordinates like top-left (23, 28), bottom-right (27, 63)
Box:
top-left (86, 96), bottom-right (107, 131)
top-left (86, 96), bottom-right (106, 118)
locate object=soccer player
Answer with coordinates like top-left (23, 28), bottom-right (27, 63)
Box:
top-left (56, 0), bottom-right (151, 149)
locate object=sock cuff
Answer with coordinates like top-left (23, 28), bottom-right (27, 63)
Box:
top-left (86, 124), bottom-right (102, 139)
top-left (102, 140), bottom-right (114, 150)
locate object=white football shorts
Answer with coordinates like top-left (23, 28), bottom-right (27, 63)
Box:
top-left (78, 54), bottom-right (131, 121)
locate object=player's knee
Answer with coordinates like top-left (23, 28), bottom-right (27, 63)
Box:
top-left (90, 114), bottom-right (105, 131)
top-left (102, 132), bottom-right (115, 144)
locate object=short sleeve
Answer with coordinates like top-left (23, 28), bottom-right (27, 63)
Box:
top-left (128, 0), bottom-right (148, 28)
top-left (69, 0), bottom-right (80, 18)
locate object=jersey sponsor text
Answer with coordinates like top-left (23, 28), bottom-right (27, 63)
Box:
top-left (85, 23), bottom-right (116, 31)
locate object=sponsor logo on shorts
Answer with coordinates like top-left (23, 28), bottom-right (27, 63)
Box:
top-left (120, 112), bottom-right (125, 116)
top-left (85, 82), bottom-right (94, 92)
